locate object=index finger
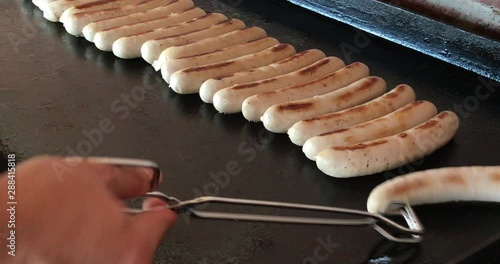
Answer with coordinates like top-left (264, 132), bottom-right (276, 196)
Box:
top-left (86, 157), bottom-right (162, 191)
top-left (66, 157), bottom-right (163, 199)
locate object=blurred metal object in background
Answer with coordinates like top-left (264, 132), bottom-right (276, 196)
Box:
top-left (287, 0), bottom-right (500, 82)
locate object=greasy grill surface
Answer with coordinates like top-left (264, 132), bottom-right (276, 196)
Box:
top-left (0, 0), bottom-right (499, 263)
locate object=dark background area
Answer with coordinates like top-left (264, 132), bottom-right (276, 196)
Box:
top-left (0, 153), bottom-right (6, 172)
top-left (0, 0), bottom-right (499, 263)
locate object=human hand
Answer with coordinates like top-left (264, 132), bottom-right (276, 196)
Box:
top-left (0, 156), bottom-right (177, 264)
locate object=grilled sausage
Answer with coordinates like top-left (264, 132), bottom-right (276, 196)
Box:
top-left (169, 43), bottom-right (297, 94)
top-left (212, 56), bottom-right (344, 112)
top-left (367, 166), bottom-right (500, 214)
top-left (141, 19), bottom-right (245, 64)
top-left (288, 84), bottom-right (416, 146)
top-left (160, 37), bottom-right (279, 81)
top-left (200, 49), bottom-right (326, 103)
top-left (262, 76), bottom-right (387, 133)
top-left (62, 0), bottom-right (169, 36)
top-left (58, 0), bottom-right (140, 22)
top-left (82, 0), bottom-right (196, 42)
top-left (38, 0), bottom-right (84, 15)
top-left (242, 62), bottom-right (369, 122)
top-left (316, 111), bottom-right (460, 178)
top-left (42, 0), bottom-right (118, 22)
top-left (303, 100), bottom-right (438, 160)
top-left (159, 27), bottom-right (268, 63)
top-left (114, 15), bottom-right (238, 59)
top-left (94, 8), bottom-right (208, 52)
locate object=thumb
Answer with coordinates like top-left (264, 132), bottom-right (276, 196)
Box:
top-left (130, 198), bottom-right (177, 262)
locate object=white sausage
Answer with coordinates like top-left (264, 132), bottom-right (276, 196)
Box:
top-left (212, 56), bottom-right (344, 112)
top-left (262, 76), bottom-right (387, 133)
top-left (42, 0), bottom-right (98, 22)
top-left (141, 19), bottom-right (246, 64)
top-left (242, 62), bottom-right (369, 122)
top-left (95, 8), bottom-right (208, 52)
top-left (151, 18), bottom-right (255, 71)
top-left (34, 0), bottom-right (59, 9)
top-left (169, 43), bottom-right (297, 94)
top-left (303, 100), bottom-right (438, 160)
top-left (62, 0), bottom-right (169, 36)
top-left (160, 37), bottom-right (279, 82)
top-left (113, 13), bottom-right (235, 59)
top-left (82, 0), bottom-right (195, 42)
top-left (158, 27), bottom-right (268, 63)
top-left (200, 49), bottom-right (326, 104)
top-left (288, 84), bottom-right (416, 146)
top-left (367, 166), bottom-right (500, 214)
top-left (316, 111), bottom-right (460, 178)
top-left (59, 0), bottom-right (140, 22)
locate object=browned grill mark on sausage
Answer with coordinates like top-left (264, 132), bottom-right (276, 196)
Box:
top-left (233, 78), bottom-right (277, 90)
top-left (416, 120), bottom-right (438, 130)
top-left (303, 97), bottom-right (373, 123)
top-left (257, 91), bottom-right (277, 98)
top-left (398, 133), bottom-right (408, 138)
top-left (289, 63), bottom-right (360, 91)
top-left (183, 61), bottom-right (235, 73)
top-left (179, 35), bottom-right (266, 59)
top-left (73, 4), bottom-right (196, 18)
top-left (298, 58), bottom-right (330, 75)
top-left (177, 51), bottom-right (213, 59)
top-left (437, 112), bottom-right (450, 119)
top-left (490, 173), bottom-right (500, 182)
top-left (334, 140), bottom-right (388, 151)
top-left (76, 0), bottom-right (115, 9)
top-left (175, 6), bottom-right (198, 14)
top-left (441, 173), bottom-right (466, 185)
top-left (74, 7), bottom-right (120, 17)
top-left (304, 94), bottom-right (387, 124)
top-left (278, 102), bottom-right (313, 111)
top-left (395, 101), bottom-right (426, 113)
top-left (337, 90), bottom-right (355, 103)
top-left (345, 62), bottom-right (361, 68)
top-left (384, 85), bottom-right (408, 98)
top-left (303, 112), bottom-right (341, 122)
top-left (276, 50), bottom-right (311, 64)
top-left (319, 128), bottom-right (349, 136)
top-left (270, 44), bottom-right (289, 52)
top-left (126, 29), bottom-right (155, 36)
top-left (136, 0), bottom-right (153, 4)
top-left (153, 20), bottom-right (230, 40)
top-left (355, 119), bottom-right (377, 129)
top-left (390, 177), bottom-right (430, 196)
top-left (214, 19), bottom-right (234, 26)
top-left (350, 105), bottom-right (369, 113)
top-left (74, 0), bottom-right (160, 16)
top-left (336, 77), bottom-right (378, 102)
top-left (214, 74), bottom-right (233, 80)
top-left (105, 9), bottom-right (186, 33)
top-left (233, 82), bottom-right (260, 90)
top-left (178, 34), bottom-right (259, 58)
top-left (185, 13), bottom-right (211, 23)
top-left (284, 72), bottom-right (336, 92)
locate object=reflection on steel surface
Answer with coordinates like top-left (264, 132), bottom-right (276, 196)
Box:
top-left (287, 0), bottom-right (500, 82)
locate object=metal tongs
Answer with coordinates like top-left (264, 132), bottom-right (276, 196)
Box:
top-left (88, 157), bottom-right (424, 243)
